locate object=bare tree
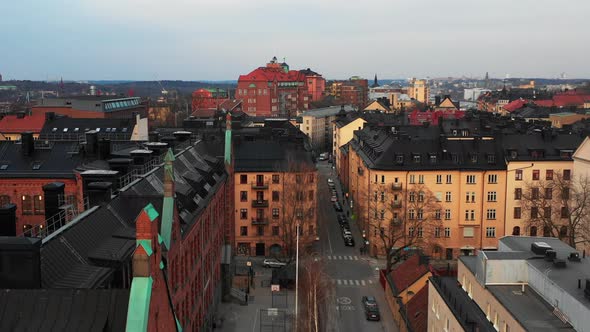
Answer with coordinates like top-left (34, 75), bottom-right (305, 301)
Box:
top-left (297, 256), bottom-right (333, 332)
top-left (365, 183), bottom-right (443, 273)
top-left (520, 171), bottom-right (590, 248)
top-left (271, 157), bottom-right (318, 262)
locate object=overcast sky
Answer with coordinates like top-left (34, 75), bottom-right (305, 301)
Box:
top-left (1, 0), bottom-right (588, 81)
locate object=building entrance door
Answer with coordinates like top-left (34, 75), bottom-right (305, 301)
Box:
top-left (256, 243), bottom-right (266, 256)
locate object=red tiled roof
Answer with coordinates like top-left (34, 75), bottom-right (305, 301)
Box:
top-left (219, 99), bottom-right (242, 111)
top-left (191, 109), bottom-right (217, 118)
top-left (533, 92), bottom-right (590, 108)
top-left (0, 113), bottom-right (45, 133)
top-left (389, 254), bottom-right (430, 294)
top-left (502, 99), bottom-right (528, 112)
top-left (406, 286), bottom-right (428, 332)
top-left (239, 67), bottom-right (307, 82)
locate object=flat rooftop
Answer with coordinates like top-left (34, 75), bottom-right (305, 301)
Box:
top-left (487, 285), bottom-right (575, 331)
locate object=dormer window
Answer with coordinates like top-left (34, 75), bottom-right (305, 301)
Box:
top-left (510, 150), bottom-right (518, 159)
top-left (429, 154), bottom-right (437, 164)
top-left (530, 150), bottom-right (544, 159)
top-left (396, 155), bottom-right (404, 165)
top-left (470, 154), bottom-right (478, 163)
top-left (451, 154), bottom-right (459, 163)
top-left (462, 129), bottom-right (469, 137)
top-left (560, 150), bottom-right (573, 159)
top-left (487, 154), bottom-right (496, 164)
top-left (413, 154), bottom-right (421, 163)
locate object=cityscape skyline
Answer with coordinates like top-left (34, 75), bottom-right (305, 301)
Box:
top-left (1, 0), bottom-right (589, 80)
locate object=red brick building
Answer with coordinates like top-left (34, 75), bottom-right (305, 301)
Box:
top-left (329, 77), bottom-right (369, 109)
top-left (191, 88), bottom-right (229, 111)
top-left (237, 57), bottom-right (321, 117)
top-left (300, 68), bottom-right (326, 102)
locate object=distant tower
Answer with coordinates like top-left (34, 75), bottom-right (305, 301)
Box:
top-left (484, 72), bottom-right (489, 88)
top-left (0, 73), bottom-right (3, 82)
top-left (372, 74), bottom-right (379, 88)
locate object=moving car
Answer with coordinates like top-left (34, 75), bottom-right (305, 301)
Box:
top-left (263, 259), bottom-right (287, 268)
top-left (362, 296), bottom-right (381, 321)
top-left (344, 235), bottom-right (355, 247)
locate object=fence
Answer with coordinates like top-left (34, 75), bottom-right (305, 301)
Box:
top-left (260, 308), bottom-right (288, 332)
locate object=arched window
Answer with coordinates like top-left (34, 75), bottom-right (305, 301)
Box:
top-left (0, 195), bottom-right (10, 206)
top-left (512, 226), bottom-right (521, 236)
top-left (530, 226), bottom-right (538, 236)
top-left (560, 226), bottom-right (568, 237)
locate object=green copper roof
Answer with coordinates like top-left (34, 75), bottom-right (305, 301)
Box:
top-left (137, 240), bottom-right (153, 256)
top-left (164, 148), bottom-right (175, 162)
top-left (164, 148), bottom-right (175, 181)
top-left (143, 203), bottom-right (159, 222)
top-left (224, 128), bottom-right (232, 165)
top-left (159, 261), bottom-right (164, 270)
top-left (160, 196), bottom-right (174, 251)
top-left (126, 276), bottom-right (153, 332)
top-left (175, 316), bottom-right (183, 332)
top-left (157, 234), bottom-right (163, 245)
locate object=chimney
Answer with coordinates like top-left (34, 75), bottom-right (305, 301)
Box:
top-left (80, 170), bottom-right (119, 196)
top-left (130, 149), bottom-right (153, 165)
top-left (173, 130), bottom-right (191, 143)
top-left (148, 131), bottom-right (160, 142)
top-left (0, 237), bottom-right (42, 288)
top-left (86, 182), bottom-right (113, 207)
top-left (435, 96), bottom-right (441, 106)
top-left (45, 112), bottom-right (56, 122)
top-left (42, 182), bottom-right (65, 221)
top-left (0, 204), bottom-right (17, 236)
top-left (85, 130), bottom-right (99, 156)
top-left (160, 136), bottom-right (176, 151)
top-left (97, 138), bottom-right (111, 160)
top-left (21, 132), bottom-right (34, 156)
top-left (107, 158), bottom-right (133, 175)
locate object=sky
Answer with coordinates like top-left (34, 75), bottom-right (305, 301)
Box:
top-left (1, 0), bottom-right (589, 81)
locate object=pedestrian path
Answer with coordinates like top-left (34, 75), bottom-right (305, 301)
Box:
top-left (331, 278), bottom-right (373, 286)
top-left (326, 255), bottom-right (360, 261)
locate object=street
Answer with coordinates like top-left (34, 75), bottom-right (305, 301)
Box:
top-left (316, 161), bottom-right (398, 332)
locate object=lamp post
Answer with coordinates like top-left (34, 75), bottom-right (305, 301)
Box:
top-left (295, 222), bottom-right (300, 332)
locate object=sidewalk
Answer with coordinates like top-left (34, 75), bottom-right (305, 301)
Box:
top-left (215, 268), bottom-right (295, 332)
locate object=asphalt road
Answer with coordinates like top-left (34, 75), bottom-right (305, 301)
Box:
top-left (316, 161), bottom-right (398, 332)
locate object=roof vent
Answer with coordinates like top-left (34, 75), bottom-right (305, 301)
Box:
top-left (553, 259), bottom-right (566, 268)
top-left (531, 241), bottom-right (552, 255)
top-left (545, 249), bottom-right (557, 261)
top-left (568, 252), bottom-right (581, 262)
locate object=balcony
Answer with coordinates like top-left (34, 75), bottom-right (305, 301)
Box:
top-left (392, 200), bottom-right (402, 208)
top-left (392, 183), bottom-right (402, 191)
top-left (252, 199), bottom-right (269, 208)
top-left (251, 181), bottom-right (268, 189)
top-left (252, 218), bottom-right (269, 226)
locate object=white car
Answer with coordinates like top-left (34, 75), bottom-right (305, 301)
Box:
top-left (263, 259), bottom-right (287, 268)
top-left (327, 178), bottom-right (334, 184)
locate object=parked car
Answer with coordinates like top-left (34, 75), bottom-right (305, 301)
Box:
top-left (333, 202), bottom-right (342, 212)
top-left (263, 259), bottom-right (287, 268)
top-left (362, 296), bottom-right (381, 321)
top-left (344, 235), bottom-right (355, 247)
top-left (342, 228), bottom-right (352, 237)
top-left (328, 182), bottom-right (335, 188)
top-left (331, 196), bottom-right (338, 202)
top-left (337, 214), bottom-right (346, 225)
top-left (340, 222), bottom-right (350, 230)
top-left (327, 178), bottom-right (334, 184)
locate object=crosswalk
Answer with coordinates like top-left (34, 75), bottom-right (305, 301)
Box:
top-left (326, 255), bottom-right (360, 261)
top-left (331, 279), bottom-right (373, 286)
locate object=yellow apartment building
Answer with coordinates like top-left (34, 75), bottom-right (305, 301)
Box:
top-left (407, 78), bottom-right (430, 104)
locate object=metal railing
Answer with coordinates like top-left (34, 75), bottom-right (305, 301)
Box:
top-left (20, 196), bottom-right (89, 238)
top-left (252, 199), bottom-right (269, 208)
top-left (251, 181), bottom-right (269, 189)
top-left (252, 218), bottom-right (269, 225)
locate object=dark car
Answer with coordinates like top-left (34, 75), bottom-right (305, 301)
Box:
top-left (333, 202), bottom-right (342, 212)
top-left (362, 296), bottom-right (380, 321)
top-left (337, 214), bottom-right (345, 223)
top-left (344, 235), bottom-right (355, 247)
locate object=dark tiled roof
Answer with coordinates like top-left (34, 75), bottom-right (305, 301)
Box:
top-left (502, 131), bottom-right (584, 161)
top-left (40, 116), bottom-right (136, 137)
top-left (430, 276), bottom-right (496, 332)
top-left (0, 141), bottom-right (83, 178)
top-left (0, 288), bottom-right (129, 332)
top-left (234, 140), bottom-right (314, 172)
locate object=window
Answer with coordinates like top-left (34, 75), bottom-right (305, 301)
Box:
top-left (308, 190), bottom-right (314, 201)
top-left (409, 192), bottom-right (415, 202)
top-left (563, 169), bottom-right (571, 180)
top-left (417, 227), bottom-right (423, 238)
top-left (395, 155), bottom-right (404, 164)
top-left (408, 227), bottom-right (415, 237)
top-left (561, 207), bottom-right (569, 218)
top-left (240, 209), bottom-right (248, 219)
top-left (381, 175), bottom-right (385, 184)
top-left (444, 227), bottom-right (451, 238)
top-left (296, 175), bottom-right (303, 184)
top-left (240, 191), bottom-right (248, 202)
top-left (295, 191), bottom-right (304, 201)
top-left (544, 188), bottom-right (552, 199)
top-left (374, 191), bottom-right (378, 202)
top-left (240, 226), bottom-right (248, 236)
top-left (466, 175), bottom-right (476, 184)
top-left (514, 207), bottom-right (521, 219)
top-left (296, 209), bottom-right (303, 219)
top-left (435, 192), bottom-right (442, 202)
top-left (272, 226), bottom-right (279, 236)
top-left (546, 169), bottom-right (554, 180)
top-left (409, 175), bottom-right (415, 184)
top-left (436, 175), bottom-right (442, 184)
top-left (515, 188), bottom-right (522, 200)
top-left (488, 174), bottom-right (497, 184)
top-left (33, 195), bottom-right (44, 215)
top-left (413, 154), bottom-right (421, 163)
top-left (445, 192), bottom-right (452, 202)
top-left (418, 175), bottom-right (424, 184)
top-left (487, 209), bottom-right (496, 220)
top-left (272, 174), bottom-right (280, 184)
top-left (257, 226), bottom-right (264, 236)
top-left (487, 191), bottom-right (497, 202)
top-left (466, 192), bottom-right (475, 203)
top-left (418, 191), bottom-right (424, 202)
top-left (308, 225), bottom-right (314, 236)
top-left (417, 209), bottom-right (423, 220)
top-left (530, 226), bottom-right (538, 236)
top-left (531, 187), bottom-right (539, 200)
top-left (22, 195), bottom-right (32, 215)
top-left (562, 187), bottom-right (570, 200)
top-left (465, 210), bottom-right (475, 221)
top-left (434, 227), bottom-right (441, 238)
top-left (487, 154), bottom-right (496, 164)
top-left (531, 207), bottom-right (538, 218)
top-left (532, 170), bottom-right (540, 180)
top-left (515, 169), bottom-right (523, 181)
top-left (272, 191), bottom-right (279, 202)
top-left (272, 208), bottom-right (279, 219)
top-left (446, 174), bottom-right (452, 184)
top-left (240, 174), bottom-right (247, 184)
top-left (445, 209), bottom-right (451, 220)
top-left (434, 209), bottom-right (441, 220)
top-left (0, 195), bottom-right (9, 206)
top-left (544, 207), bottom-right (551, 218)
top-left (408, 209), bottom-right (415, 220)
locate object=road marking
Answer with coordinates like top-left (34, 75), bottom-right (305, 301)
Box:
top-left (353, 256), bottom-right (359, 260)
top-left (337, 279), bottom-right (342, 285)
top-left (349, 280), bottom-right (354, 285)
top-left (348, 255), bottom-right (353, 260)
top-left (361, 280), bottom-right (366, 286)
top-left (327, 255), bottom-right (332, 260)
top-left (337, 297), bottom-right (351, 305)
top-left (368, 280), bottom-right (373, 284)
top-left (338, 255), bottom-right (342, 260)
top-left (343, 280), bottom-right (348, 285)
top-left (355, 280), bottom-right (360, 286)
